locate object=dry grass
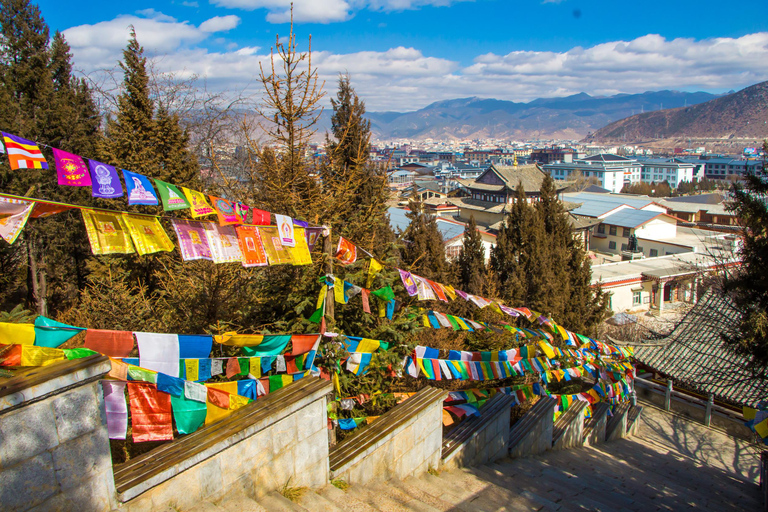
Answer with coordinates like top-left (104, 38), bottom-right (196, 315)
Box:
top-left (331, 478), bottom-right (350, 491)
top-left (280, 479), bottom-right (308, 502)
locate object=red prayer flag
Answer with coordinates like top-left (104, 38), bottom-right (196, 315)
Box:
top-left (252, 208), bottom-right (270, 225)
top-left (285, 355), bottom-right (299, 374)
top-left (84, 329), bottom-right (134, 357)
top-left (0, 344), bottom-right (22, 366)
top-left (334, 237), bottom-right (357, 265)
top-left (290, 334), bottom-right (320, 355)
top-left (226, 357), bottom-right (240, 378)
top-left (127, 382), bottom-right (173, 442)
top-left (207, 386), bottom-right (230, 408)
top-left (361, 289), bottom-right (371, 314)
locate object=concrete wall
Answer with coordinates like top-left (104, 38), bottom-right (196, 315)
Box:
top-left (606, 407), bottom-right (628, 442)
top-left (0, 358), bottom-right (116, 512)
top-left (122, 384), bottom-right (330, 510)
top-left (441, 403), bottom-right (511, 470)
top-left (635, 217), bottom-right (677, 240)
top-left (509, 399), bottom-right (556, 459)
top-left (552, 404), bottom-right (587, 451)
top-left (330, 397), bottom-right (444, 485)
top-left (584, 407), bottom-right (608, 447)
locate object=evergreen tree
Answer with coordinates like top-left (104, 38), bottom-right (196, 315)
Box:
top-left (456, 215), bottom-right (485, 295)
top-left (399, 198), bottom-right (446, 280)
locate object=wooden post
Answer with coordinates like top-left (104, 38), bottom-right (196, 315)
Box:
top-left (323, 228), bottom-right (334, 320)
top-left (705, 394), bottom-right (713, 427)
top-left (665, 380), bottom-right (673, 411)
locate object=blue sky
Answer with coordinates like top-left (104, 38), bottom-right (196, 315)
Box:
top-left (37, 0), bottom-right (768, 111)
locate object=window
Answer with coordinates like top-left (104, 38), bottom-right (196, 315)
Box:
top-left (609, 225), bottom-right (617, 236)
top-left (650, 249), bottom-right (659, 258)
top-left (597, 224), bottom-right (605, 234)
top-left (621, 243), bottom-right (628, 251)
top-left (622, 227), bottom-right (630, 237)
top-left (609, 241), bottom-right (616, 250)
top-left (633, 291), bottom-right (642, 306)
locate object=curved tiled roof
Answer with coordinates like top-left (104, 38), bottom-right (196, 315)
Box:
top-left (634, 289), bottom-right (768, 407)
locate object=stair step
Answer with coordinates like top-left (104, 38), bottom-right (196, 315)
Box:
top-left (435, 467), bottom-right (553, 511)
top-left (316, 485), bottom-right (379, 512)
top-left (368, 481), bottom-right (443, 512)
top-left (215, 492), bottom-right (269, 512)
top-left (258, 491), bottom-right (308, 512)
top-left (346, 483), bottom-right (439, 512)
top-left (186, 502), bottom-right (223, 512)
top-left (295, 488), bottom-right (346, 512)
top-left (385, 478), bottom-right (458, 511)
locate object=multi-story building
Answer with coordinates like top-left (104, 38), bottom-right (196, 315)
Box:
top-left (638, 158), bottom-right (695, 187)
top-left (543, 154), bottom-right (642, 193)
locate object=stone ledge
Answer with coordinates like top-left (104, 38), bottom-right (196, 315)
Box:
top-left (0, 355), bottom-right (110, 412)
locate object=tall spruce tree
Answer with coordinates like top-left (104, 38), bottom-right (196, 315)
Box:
top-left (399, 198), bottom-right (446, 281)
top-left (0, 1), bottom-right (101, 315)
top-left (456, 215), bottom-right (485, 295)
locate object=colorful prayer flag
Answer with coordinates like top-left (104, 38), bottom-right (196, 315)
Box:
top-left (154, 179), bottom-right (190, 211)
top-left (367, 259), bottom-right (383, 288)
top-left (128, 381), bottom-right (173, 442)
top-left (2, 132), bottom-right (48, 169)
top-left (81, 210), bottom-right (135, 254)
top-left (135, 332), bottom-right (179, 377)
top-left (33, 316), bottom-right (84, 348)
top-left (305, 227), bottom-right (323, 251)
top-left (398, 269), bottom-right (418, 296)
top-left (235, 225), bottom-right (268, 267)
top-left (252, 208), bottom-right (270, 225)
top-left (205, 223), bottom-right (242, 263)
top-left (274, 214), bottom-right (295, 247)
top-left (335, 236), bottom-right (357, 265)
top-left (210, 196), bottom-right (240, 225)
top-left (171, 393), bottom-right (207, 434)
top-left (0, 197), bottom-right (34, 244)
top-left (51, 148), bottom-right (92, 186)
top-left (171, 219), bottom-right (213, 261)
top-left (123, 214), bottom-right (174, 255)
top-left (181, 187), bottom-right (215, 217)
top-left (102, 381), bottom-right (128, 439)
top-left (260, 226), bottom-right (294, 265)
top-left (289, 227), bottom-right (313, 265)
top-left (122, 170), bottom-right (159, 205)
top-left (88, 160), bottom-right (123, 198)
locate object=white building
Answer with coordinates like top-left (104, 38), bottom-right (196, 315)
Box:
top-left (638, 158), bottom-right (695, 187)
top-left (543, 154), bottom-right (641, 193)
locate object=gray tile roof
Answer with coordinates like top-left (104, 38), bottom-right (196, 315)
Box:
top-left (634, 289), bottom-right (768, 407)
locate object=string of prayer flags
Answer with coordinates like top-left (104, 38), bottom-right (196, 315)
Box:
top-left (19, 345), bottom-right (67, 366)
top-left (178, 335), bottom-right (212, 359)
top-left (210, 196), bottom-right (239, 225)
top-left (182, 187), bottom-right (215, 217)
top-left (414, 276), bottom-right (437, 301)
top-left (102, 381), bottom-right (128, 439)
top-left (2, 132), bottom-right (48, 169)
top-left (84, 329), bottom-right (134, 357)
top-left (123, 170), bottom-right (159, 205)
top-left (135, 332), bottom-right (180, 377)
top-left (260, 226), bottom-right (294, 265)
top-left (275, 214), bottom-right (295, 247)
top-left (127, 381), bottom-right (173, 442)
top-left (124, 214), bottom-right (174, 255)
top-left (155, 179), bottom-right (190, 211)
top-left (88, 160), bottom-right (123, 199)
top-left (33, 316), bottom-right (84, 348)
top-left (172, 219), bottom-right (213, 261)
top-left (233, 202), bottom-right (250, 224)
top-left (235, 225), bottom-right (268, 267)
top-left (0, 197), bottom-right (34, 244)
top-left (335, 236), bottom-right (356, 265)
top-left (52, 148), bottom-right (92, 187)
top-left (240, 335), bottom-right (292, 357)
top-left (205, 223), bottom-right (242, 263)
top-left (82, 210), bottom-right (135, 255)
top-left (290, 227), bottom-right (313, 265)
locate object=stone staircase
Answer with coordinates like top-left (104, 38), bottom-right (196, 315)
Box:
top-left (186, 404), bottom-right (762, 512)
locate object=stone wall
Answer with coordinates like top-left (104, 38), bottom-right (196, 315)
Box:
top-left (441, 400), bottom-right (511, 470)
top-left (552, 402), bottom-right (587, 451)
top-left (0, 356), bottom-right (116, 512)
top-left (330, 391), bottom-right (446, 485)
top-left (121, 380), bottom-right (332, 510)
top-left (509, 398), bottom-right (556, 459)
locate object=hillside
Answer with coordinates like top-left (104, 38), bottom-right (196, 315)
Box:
top-left (586, 81), bottom-right (768, 144)
top-left (355, 90), bottom-right (717, 141)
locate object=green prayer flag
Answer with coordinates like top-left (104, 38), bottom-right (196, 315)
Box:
top-left (62, 348), bottom-right (98, 360)
top-left (308, 308), bottom-right (323, 323)
top-left (240, 335), bottom-right (291, 356)
top-left (128, 366), bottom-right (157, 384)
top-left (154, 179), bottom-right (190, 211)
top-left (238, 357), bottom-right (250, 376)
top-left (378, 341), bottom-right (390, 351)
top-left (371, 285), bottom-right (395, 303)
top-left (171, 393), bottom-right (207, 434)
top-left (446, 315), bottom-right (461, 331)
top-left (269, 374), bottom-right (285, 392)
top-left (34, 316), bottom-right (84, 348)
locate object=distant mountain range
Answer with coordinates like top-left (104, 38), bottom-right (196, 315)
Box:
top-left (352, 90), bottom-right (721, 141)
top-left (585, 81), bottom-right (768, 144)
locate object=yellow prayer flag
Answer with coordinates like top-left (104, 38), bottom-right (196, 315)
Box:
top-left (0, 322), bottom-right (35, 345)
top-left (744, 406), bottom-right (757, 421)
top-left (356, 338), bottom-right (381, 353)
top-left (249, 357), bottom-right (261, 378)
top-left (205, 401), bottom-right (231, 425)
top-left (213, 332), bottom-right (265, 346)
top-left (259, 227), bottom-right (294, 265)
top-left (185, 359), bottom-right (199, 382)
top-left (316, 285), bottom-right (328, 311)
top-left (442, 409), bottom-right (455, 426)
top-left (422, 315), bottom-right (430, 328)
top-left (182, 187), bottom-right (215, 218)
top-left (207, 381), bottom-right (238, 393)
top-left (538, 341), bottom-right (556, 359)
top-left (488, 302), bottom-right (503, 315)
top-left (123, 214), bottom-right (174, 255)
top-left (334, 277), bottom-right (346, 304)
top-left (288, 227), bottom-right (312, 266)
top-left (81, 210), bottom-right (135, 255)
top-left (378, 298), bottom-right (386, 318)
top-left (332, 371), bottom-right (341, 394)
top-left (366, 259), bottom-right (383, 288)
top-left (755, 418), bottom-right (768, 438)
top-left (20, 345), bottom-right (66, 366)
top-left (229, 394), bottom-right (250, 411)
top-left (455, 317), bottom-right (470, 330)
top-left (442, 284), bottom-right (457, 301)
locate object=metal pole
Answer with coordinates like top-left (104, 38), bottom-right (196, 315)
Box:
top-left (665, 380), bottom-right (673, 411)
top-left (705, 395), bottom-right (713, 427)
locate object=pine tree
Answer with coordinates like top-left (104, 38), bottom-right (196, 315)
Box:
top-left (399, 198), bottom-right (446, 281)
top-left (456, 215), bottom-right (485, 294)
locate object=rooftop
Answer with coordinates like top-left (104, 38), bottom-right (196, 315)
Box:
top-left (563, 192), bottom-right (660, 211)
top-left (600, 209), bottom-right (670, 229)
top-left (388, 207), bottom-right (473, 242)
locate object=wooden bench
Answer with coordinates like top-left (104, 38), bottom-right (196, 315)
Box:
top-left (605, 401), bottom-right (631, 442)
top-left (552, 400), bottom-right (587, 450)
top-left (441, 392), bottom-right (514, 467)
top-left (583, 402), bottom-right (610, 446)
top-left (626, 404), bottom-right (643, 437)
top-left (114, 377), bottom-right (332, 501)
top-left (508, 396), bottom-right (557, 459)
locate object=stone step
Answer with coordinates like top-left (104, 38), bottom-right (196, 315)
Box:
top-left (257, 491), bottom-right (308, 512)
top-left (186, 502), bottom-right (224, 512)
top-left (345, 482), bottom-right (440, 512)
top-left (417, 472), bottom-right (515, 512)
top-left (405, 473), bottom-right (476, 508)
top-left (295, 488), bottom-right (346, 512)
top-left (368, 481), bottom-right (444, 512)
top-left (384, 478), bottom-right (458, 511)
top-left (316, 484), bottom-right (379, 512)
top-left (215, 492), bottom-right (269, 512)
top-left (434, 467), bottom-right (555, 511)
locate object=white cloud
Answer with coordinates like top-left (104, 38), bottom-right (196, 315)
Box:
top-left (199, 15), bottom-right (241, 32)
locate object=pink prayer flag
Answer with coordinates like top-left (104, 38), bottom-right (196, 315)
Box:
top-left (171, 219), bottom-right (213, 261)
top-left (53, 148), bottom-right (92, 187)
top-left (102, 381), bottom-right (127, 439)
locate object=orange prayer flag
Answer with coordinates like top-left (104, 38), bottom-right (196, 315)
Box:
top-left (335, 236), bottom-right (357, 265)
top-left (290, 334), bottom-right (320, 355)
top-left (84, 329), bottom-right (134, 357)
top-left (127, 382), bottom-right (173, 442)
top-left (226, 357), bottom-right (240, 378)
top-left (207, 386), bottom-right (230, 409)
